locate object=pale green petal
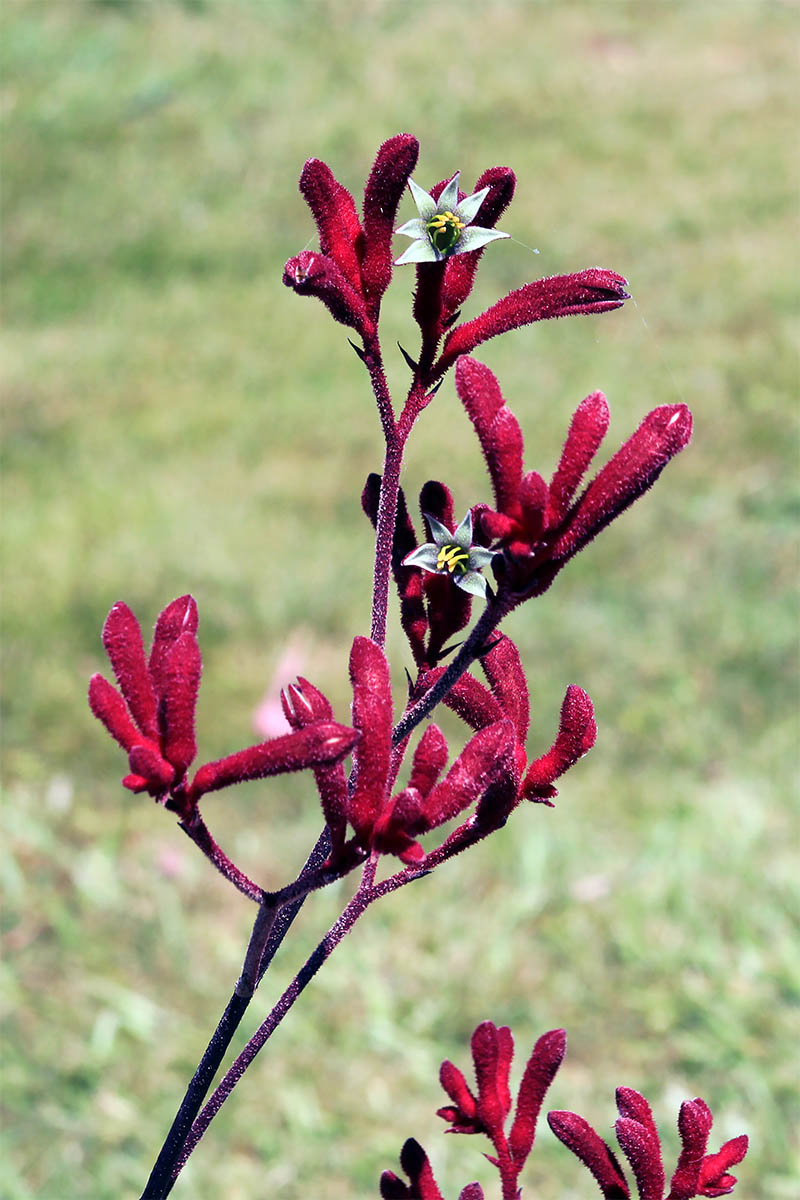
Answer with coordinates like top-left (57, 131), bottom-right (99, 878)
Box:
top-left (455, 571), bottom-right (488, 598)
top-left (455, 185), bottom-right (490, 224)
top-left (437, 173), bottom-right (461, 212)
top-left (403, 544), bottom-right (440, 570)
top-left (454, 227), bottom-right (510, 254)
top-left (468, 546), bottom-right (496, 570)
top-left (395, 240), bottom-right (441, 265)
top-left (408, 178), bottom-right (438, 220)
top-left (452, 510), bottom-right (474, 549)
top-left (422, 513), bottom-right (453, 546)
top-left (395, 217), bottom-right (428, 239)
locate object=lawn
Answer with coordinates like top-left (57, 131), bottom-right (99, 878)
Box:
top-left (2, 1), bottom-right (797, 1197)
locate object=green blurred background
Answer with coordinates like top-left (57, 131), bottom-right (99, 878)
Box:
top-left (2, 1), bottom-right (797, 1197)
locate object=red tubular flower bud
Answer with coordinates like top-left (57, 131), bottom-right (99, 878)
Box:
top-left (438, 1059), bottom-right (479, 1128)
top-left (546, 392), bottom-right (610, 529)
top-left (89, 673), bottom-right (143, 753)
top-left (508, 1029), bottom-right (566, 1169)
top-left (547, 1111), bottom-right (631, 1199)
top-left (437, 269), bottom-right (629, 373)
top-left (520, 686), bottom-right (596, 802)
top-left (516, 469), bottom-right (548, 546)
top-left (471, 1021), bottom-right (514, 1141)
top-left (102, 602), bottom-right (158, 739)
top-left (458, 1186), bottom-right (485, 1200)
top-left (551, 404), bottom-right (693, 563)
top-left (420, 721), bottom-right (514, 831)
top-left (128, 743), bottom-right (175, 793)
top-left (697, 1135), bottom-right (748, 1196)
top-left (480, 636), bottom-right (530, 745)
top-left (419, 667), bottom-right (503, 732)
top-left (361, 134), bottom-right (419, 308)
top-left (188, 723), bottom-right (357, 799)
top-left (283, 251), bottom-right (373, 336)
top-left (347, 636), bottom-right (393, 841)
top-left (456, 357), bottom-right (523, 518)
top-left (615, 1116), bottom-right (665, 1200)
top-left (387, 1138), bottom-right (445, 1200)
top-left (669, 1098), bottom-right (714, 1200)
top-left (407, 724), bottom-right (448, 799)
top-left (148, 594), bottom-right (198, 699)
top-left (160, 631), bottom-right (202, 776)
top-left (282, 677), bottom-right (334, 729)
top-left (298, 158), bottom-right (364, 293)
top-left (441, 167), bottom-right (516, 316)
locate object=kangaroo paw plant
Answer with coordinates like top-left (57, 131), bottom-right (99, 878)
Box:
top-left (86, 134), bottom-right (744, 1198)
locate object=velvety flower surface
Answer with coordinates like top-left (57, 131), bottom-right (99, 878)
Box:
top-left (89, 597), bottom-right (357, 818)
top-left (547, 1088), bottom-right (749, 1200)
top-left (395, 172), bottom-right (510, 264)
top-left (402, 510), bottom-right (496, 598)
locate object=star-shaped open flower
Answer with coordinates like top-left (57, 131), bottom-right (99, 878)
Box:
top-left (395, 173), bottom-right (510, 265)
top-left (402, 510), bottom-right (495, 598)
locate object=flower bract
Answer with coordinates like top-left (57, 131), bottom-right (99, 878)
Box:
top-left (395, 173), bottom-right (510, 265)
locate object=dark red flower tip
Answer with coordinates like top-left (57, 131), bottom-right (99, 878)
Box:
top-left (480, 635), bottom-right (530, 746)
top-left (551, 403), bottom-right (693, 564)
top-left (281, 676), bottom-right (334, 729)
top-left (546, 391), bottom-right (610, 529)
top-left (470, 1021), bottom-right (514, 1141)
top-left (347, 636), bottom-right (393, 842)
top-left (89, 673), bottom-right (144, 755)
top-left (696, 1134), bottom-right (748, 1197)
top-left (188, 722), bottom-right (358, 800)
top-left (380, 1138), bottom-right (445, 1200)
top-left (616, 1115), bottom-right (666, 1200)
top-left (520, 685), bottom-right (596, 802)
top-left (507, 1029), bottom-right (566, 1169)
top-left (669, 1098), bottom-right (714, 1199)
top-left (420, 720), bottom-right (515, 833)
top-left (283, 250), bottom-right (373, 337)
top-left (456, 356), bottom-right (524, 520)
top-left (361, 134), bottom-right (419, 309)
top-left (102, 601), bottom-right (158, 741)
top-left (407, 724), bottom-right (449, 798)
top-left (298, 157), bottom-right (364, 294)
top-left (148, 594), bottom-right (198, 699)
top-left (547, 1110), bottom-right (631, 1199)
top-left (437, 269), bottom-right (629, 374)
top-left (439, 1059), bottom-right (479, 1130)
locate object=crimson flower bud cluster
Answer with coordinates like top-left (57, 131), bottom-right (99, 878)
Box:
top-left (382, 1023), bottom-right (748, 1200)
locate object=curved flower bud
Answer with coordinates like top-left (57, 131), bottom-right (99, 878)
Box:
top-left (298, 157), bottom-right (364, 293)
top-left (362, 134), bottom-right (419, 309)
top-left (188, 723), bottom-right (357, 800)
top-left (521, 685), bottom-right (597, 804)
top-left (437, 269), bottom-right (629, 373)
top-left (283, 250), bottom-right (373, 336)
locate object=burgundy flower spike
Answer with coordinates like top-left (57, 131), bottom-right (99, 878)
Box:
top-left (548, 1089), bottom-right (748, 1199)
top-left (381, 1022), bottom-right (566, 1200)
top-left (455, 356), bottom-right (692, 597)
top-left (89, 597), bottom-right (357, 820)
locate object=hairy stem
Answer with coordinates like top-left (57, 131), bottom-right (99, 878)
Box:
top-left (167, 856), bottom-right (429, 1189)
top-left (139, 828), bottom-right (331, 1200)
top-left (180, 811), bottom-right (261, 903)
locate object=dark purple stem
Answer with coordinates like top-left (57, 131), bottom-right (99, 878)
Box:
top-left (391, 590), bottom-right (513, 747)
top-left (139, 828), bottom-right (331, 1200)
top-left (180, 810), bottom-right (261, 903)
top-left (167, 855), bottom-right (429, 1187)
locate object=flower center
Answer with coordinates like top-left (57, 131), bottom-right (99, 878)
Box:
top-left (436, 543), bottom-right (470, 575)
top-left (426, 210), bottom-right (466, 255)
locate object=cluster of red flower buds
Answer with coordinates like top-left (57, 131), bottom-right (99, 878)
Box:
top-left (456, 356), bottom-right (693, 598)
top-left (283, 134), bottom-right (628, 387)
top-left (381, 1022), bottom-right (748, 1199)
top-left (88, 596), bottom-right (356, 822)
top-left (549, 1088), bottom-right (749, 1199)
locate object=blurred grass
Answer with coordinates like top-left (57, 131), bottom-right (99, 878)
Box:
top-left (1, 0), bottom-right (798, 1196)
